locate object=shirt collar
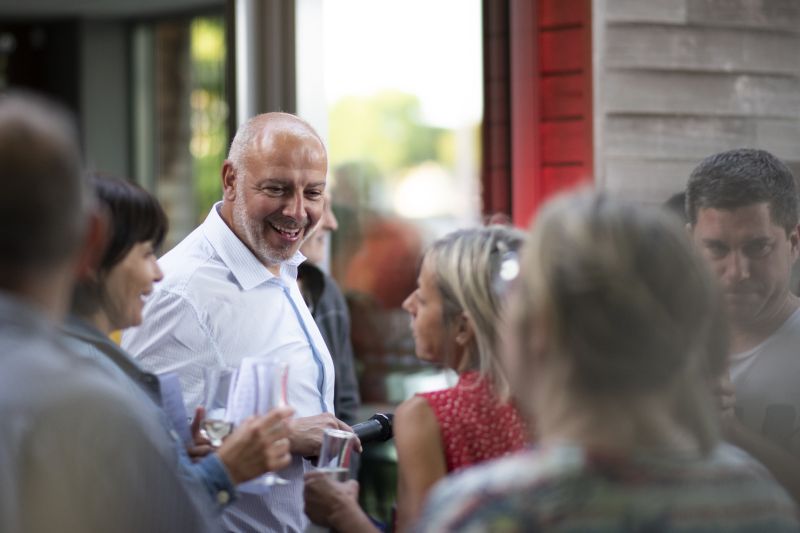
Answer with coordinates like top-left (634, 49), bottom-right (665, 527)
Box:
top-left (202, 202), bottom-right (307, 291)
top-left (62, 314), bottom-right (150, 377)
top-left (62, 314), bottom-right (116, 346)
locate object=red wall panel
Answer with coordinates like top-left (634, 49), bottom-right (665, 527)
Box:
top-left (507, 0), bottom-right (593, 227)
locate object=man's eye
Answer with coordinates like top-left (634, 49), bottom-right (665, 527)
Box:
top-left (744, 242), bottom-right (771, 258)
top-left (306, 190), bottom-right (322, 199)
top-left (706, 244), bottom-right (728, 258)
top-left (265, 186), bottom-right (284, 195)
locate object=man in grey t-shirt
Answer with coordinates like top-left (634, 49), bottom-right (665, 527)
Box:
top-left (687, 148), bottom-right (800, 501)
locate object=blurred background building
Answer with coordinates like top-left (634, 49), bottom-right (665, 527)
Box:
top-left (2, 0), bottom-right (799, 521)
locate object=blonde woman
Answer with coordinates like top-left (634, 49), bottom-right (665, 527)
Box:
top-left (304, 227), bottom-right (528, 532)
top-left (418, 191), bottom-right (800, 532)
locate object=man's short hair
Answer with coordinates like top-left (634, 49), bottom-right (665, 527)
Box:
top-left (686, 148), bottom-right (799, 233)
top-left (0, 92), bottom-right (86, 272)
top-left (664, 191), bottom-right (687, 223)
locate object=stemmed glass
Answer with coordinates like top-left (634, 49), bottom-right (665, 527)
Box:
top-left (239, 358), bottom-right (290, 492)
top-left (316, 428), bottom-right (355, 481)
top-left (200, 366), bottom-right (236, 447)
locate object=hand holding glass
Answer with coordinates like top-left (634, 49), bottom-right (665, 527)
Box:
top-left (316, 428), bottom-right (355, 481)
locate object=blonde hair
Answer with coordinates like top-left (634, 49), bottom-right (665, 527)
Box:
top-left (426, 225), bottom-right (525, 396)
top-left (511, 190), bottom-right (727, 452)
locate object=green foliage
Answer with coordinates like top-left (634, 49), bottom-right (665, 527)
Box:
top-left (328, 90), bottom-right (454, 181)
top-left (189, 16), bottom-right (226, 221)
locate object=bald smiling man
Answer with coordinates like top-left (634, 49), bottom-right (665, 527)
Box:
top-left (124, 113), bottom-right (354, 532)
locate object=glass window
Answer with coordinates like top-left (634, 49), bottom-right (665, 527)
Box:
top-left (297, 0), bottom-right (483, 522)
top-left (132, 13), bottom-right (227, 249)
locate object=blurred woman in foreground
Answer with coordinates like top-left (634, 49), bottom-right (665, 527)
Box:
top-left (418, 191), bottom-right (799, 531)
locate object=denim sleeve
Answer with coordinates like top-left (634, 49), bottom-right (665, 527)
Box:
top-left (188, 452), bottom-right (238, 508)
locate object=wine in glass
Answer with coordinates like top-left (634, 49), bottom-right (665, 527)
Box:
top-left (200, 366), bottom-right (235, 447)
top-left (316, 428), bottom-right (355, 481)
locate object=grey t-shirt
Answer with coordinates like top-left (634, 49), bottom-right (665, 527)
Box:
top-left (731, 307), bottom-right (800, 457)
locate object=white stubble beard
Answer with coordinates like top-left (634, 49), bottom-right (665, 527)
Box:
top-left (232, 180), bottom-right (287, 268)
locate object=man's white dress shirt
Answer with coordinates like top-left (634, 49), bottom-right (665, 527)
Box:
top-left (123, 202), bottom-right (335, 533)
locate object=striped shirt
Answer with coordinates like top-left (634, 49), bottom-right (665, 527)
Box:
top-left (123, 203), bottom-right (335, 533)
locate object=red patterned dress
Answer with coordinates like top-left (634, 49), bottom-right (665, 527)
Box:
top-left (417, 370), bottom-right (529, 472)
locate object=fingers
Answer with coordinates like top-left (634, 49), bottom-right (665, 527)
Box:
top-left (191, 406), bottom-right (206, 441)
top-left (266, 436), bottom-right (292, 472)
top-left (253, 409), bottom-right (292, 436)
top-left (343, 479), bottom-right (360, 498)
top-left (187, 444), bottom-right (214, 462)
top-left (265, 406), bottom-right (295, 422)
top-left (258, 407), bottom-right (295, 434)
top-left (334, 418), bottom-right (362, 452)
top-left (304, 470), bottom-right (327, 483)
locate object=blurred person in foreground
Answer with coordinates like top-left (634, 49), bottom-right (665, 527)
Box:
top-left (304, 226), bottom-right (528, 532)
top-left (687, 148), bottom-right (800, 502)
top-left (419, 191), bottom-right (798, 531)
top-left (62, 175), bottom-right (293, 508)
top-left (297, 192), bottom-right (360, 426)
top-left (0, 92), bottom-right (218, 532)
top-left (123, 112), bottom-right (355, 532)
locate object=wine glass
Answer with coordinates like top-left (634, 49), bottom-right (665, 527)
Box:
top-left (316, 428), bottom-right (355, 481)
top-left (239, 358), bottom-right (290, 492)
top-left (200, 366), bottom-right (236, 447)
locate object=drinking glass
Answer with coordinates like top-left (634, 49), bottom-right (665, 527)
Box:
top-left (240, 359), bottom-right (291, 491)
top-left (200, 366), bottom-right (236, 447)
top-left (316, 428), bottom-right (355, 481)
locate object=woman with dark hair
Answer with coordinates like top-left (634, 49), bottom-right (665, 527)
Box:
top-left (70, 175), bottom-right (168, 331)
top-left (62, 174), bottom-right (294, 509)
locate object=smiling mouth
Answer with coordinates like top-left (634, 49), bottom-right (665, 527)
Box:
top-left (269, 221), bottom-right (302, 240)
top-left (725, 291), bottom-right (757, 303)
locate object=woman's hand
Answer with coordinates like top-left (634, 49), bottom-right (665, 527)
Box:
top-left (304, 471), bottom-right (377, 532)
top-left (217, 406), bottom-right (294, 484)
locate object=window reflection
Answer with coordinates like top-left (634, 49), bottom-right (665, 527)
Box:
top-left (133, 14), bottom-right (227, 249)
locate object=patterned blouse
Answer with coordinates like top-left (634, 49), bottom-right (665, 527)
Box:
top-left (417, 370), bottom-right (528, 472)
top-left (417, 442), bottom-right (800, 532)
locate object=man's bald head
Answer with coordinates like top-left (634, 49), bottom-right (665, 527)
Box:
top-left (227, 112), bottom-right (326, 173)
top-left (0, 92), bottom-right (87, 275)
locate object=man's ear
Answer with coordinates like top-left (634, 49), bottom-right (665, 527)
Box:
top-left (74, 207), bottom-right (109, 281)
top-left (222, 160), bottom-right (237, 202)
top-left (790, 223), bottom-right (800, 258)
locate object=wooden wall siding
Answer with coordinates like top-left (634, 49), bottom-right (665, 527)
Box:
top-left (508, 0), bottom-right (593, 227)
top-left (598, 0), bottom-right (800, 204)
top-left (481, 0), bottom-right (512, 218)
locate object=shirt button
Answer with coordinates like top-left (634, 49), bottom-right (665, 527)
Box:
top-left (217, 491), bottom-right (230, 505)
